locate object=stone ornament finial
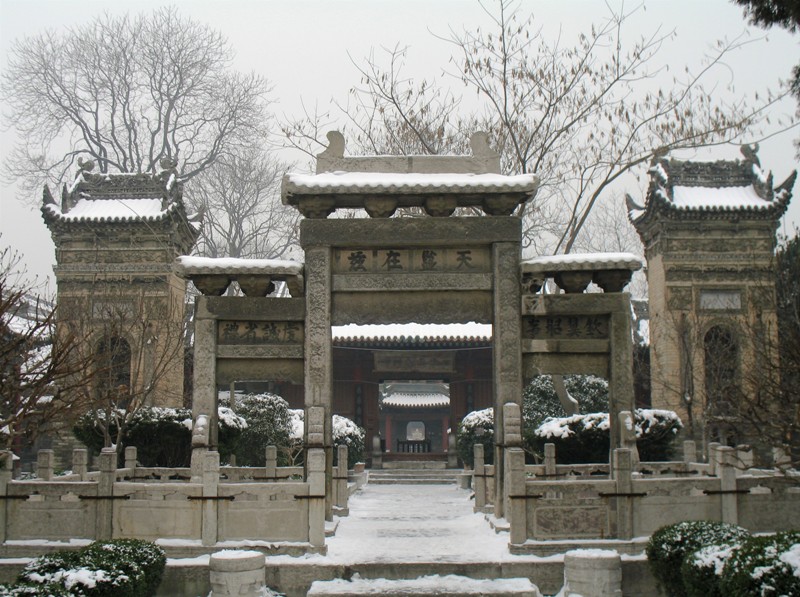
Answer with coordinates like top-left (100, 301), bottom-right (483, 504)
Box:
top-left (469, 131), bottom-right (499, 158)
top-left (740, 143), bottom-right (760, 167)
top-left (77, 157), bottom-right (95, 173)
top-left (318, 130), bottom-right (345, 159)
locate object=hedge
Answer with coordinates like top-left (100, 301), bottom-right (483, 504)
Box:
top-left (719, 531), bottom-right (800, 597)
top-left (456, 408), bottom-right (494, 468)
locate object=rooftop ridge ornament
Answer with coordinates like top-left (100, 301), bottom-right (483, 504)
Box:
top-left (315, 130), bottom-right (501, 174)
top-left (283, 131), bottom-right (538, 218)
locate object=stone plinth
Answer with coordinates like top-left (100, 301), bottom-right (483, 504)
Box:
top-left (562, 549), bottom-right (622, 597)
top-left (209, 550), bottom-right (265, 597)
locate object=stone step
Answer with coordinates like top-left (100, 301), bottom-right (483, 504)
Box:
top-left (368, 477), bottom-right (457, 485)
top-left (368, 468), bottom-right (462, 485)
top-left (381, 460), bottom-right (448, 470)
top-left (370, 469), bottom-right (462, 477)
top-left (307, 574), bottom-right (542, 596)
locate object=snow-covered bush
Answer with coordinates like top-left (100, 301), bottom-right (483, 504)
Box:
top-left (288, 411), bottom-right (366, 469)
top-left (719, 531), bottom-right (800, 597)
top-left (680, 543), bottom-right (738, 597)
top-left (522, 375), bottom-right (609, 429)
top-left (530, 408), bottom-right (682, 464)
top-left (227, 393), bottom-right (292, 466)
top-left (646, 521), bottom-right (750, 597)
top-left (533, 412), bottom-right (610, 463)
top-left (456, 408), bottom-right (494, 468)
top-left (635, 408), bottom-right (683, 461)
top-left (333, 414), bottom-right (365, 469)
top-left (15, 539), bottom-right (165, 596)
top-left (73, 406), bottom-right (246, 467)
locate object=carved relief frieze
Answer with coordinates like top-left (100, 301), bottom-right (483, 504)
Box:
top-left (217, 321), bottom-right (304, 345)
top-left (667, 287), bottom-right (693, 310)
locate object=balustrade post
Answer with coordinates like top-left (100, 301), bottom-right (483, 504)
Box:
top-left (307, 448), bottom-right (326, 548)
top-left (265, 446), bottom-right (277, 480)
top-left (0, 451), bottom-right (12, 543)
top-left (124, 446), bottom-right (137, 474)
top-left (682, 440), bottom-right (697, 464)
top-left (96, 448), bottom-right (116, 540)
top-left (473, 444), bottom-right (486, 511)
top-left (371, 435), bottom-right (382, 470)
top-left (36, 450), bottom-right (54, 481)
top-left (718, 446), bottom-right (738, 525)
top-left (507, 447), bottom-right (527, 545)
top-left (708, 442), bottom-right (721, 474)
top-left (73, 449), bottom-right (88, 481)
top-left (334, 445), bottom-right (348, 513)
top-left (201, 450), bottom-right (220, 546)
top-left (447, 431), bottom-right (458, 469)
top-left (544, 443), bottom-right (557, 478)
top-left (613, 448), bottom-right (634, 539)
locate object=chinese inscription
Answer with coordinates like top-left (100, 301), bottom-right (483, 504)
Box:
top-left (218, 321), bottom-right (303, 345)
top-left (334, 247), bottom-right (489, 273)
top-left (523, 315), bottom-right (609, 340)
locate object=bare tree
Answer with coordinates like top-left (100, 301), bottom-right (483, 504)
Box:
top-left (284, 1), bottom-right (794, 256)
top-left (70, 287), bottom-right (190, 454)
top-left (0, 243), bottom-right (95, 451)
top-left (188, 148), bottom-right (300, 261)
top-left (2, 7), bottom-right (272, 196)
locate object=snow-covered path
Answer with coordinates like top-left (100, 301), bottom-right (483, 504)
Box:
top-left (325, 483), bottom-right (513, 564)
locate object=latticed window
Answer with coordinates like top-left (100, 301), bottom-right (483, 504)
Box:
top-left (95, 335), bottom-right (131, 399)
top-left (704, 325), bottom-right (739, 418)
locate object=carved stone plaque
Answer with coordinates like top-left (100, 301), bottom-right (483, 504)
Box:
top-left (522, 315), bottom-right (610, 340)
top-left (333, 247), bottom-right (490, 274)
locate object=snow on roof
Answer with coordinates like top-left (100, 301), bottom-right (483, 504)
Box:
top-left (669, 185), bottom-right (771, 210)
top-left (283, 171), bottom-right (538, 196)
top-left (43, 198), bottom-right (175, 223)
top-left (521, 252), bottom-right (643, 272)
top-left (383, 392), bottom-right (451, 409)
top-left (174, 256), bottom-right (304, 276)
top-left (332, 323), bottom-right (491, 341)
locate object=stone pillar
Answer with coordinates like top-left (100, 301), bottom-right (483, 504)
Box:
top-left (36, 449), bottom-right (54, 481)
top-left (608, 294), bottom-right (635, 454)
top-left (264, 446), bottom-right (277, 480)
top-left (384, 414), bottom-right (393, 451)
top-left (124, 446), bottom-right (137, 473)
top-left (683, 440), bottom-right (697, 464)
top-left (371, 435), bottom-right (382, 470)
top-left (447, 431), bottom-right (458, 469)
top-left (503, 402), bottom-right (523, 520)
top-left (492, 240), bottom-right (522, 520)
top-left (201, 450), bottom-right (220, 547)
top-left (562, 549), bottom-right (622, 597)
top-left (209, 550), bottom-right (266, 597)
top-left (718, 446), bottom-right (738, 525)
top-left (303, 245), bottom-right (333, 520)
top-left (708, 442), bottom-right (721, 475)
top-left (544, 443), bottom-right (557, 478)
top-left (193, 298), bottom-right (219, 450)
top-left (306, 448), bottom-right (326, 548)
top-left (507, 447), bottom-right (527, 546)
top-left (0, 451), bottom-right (13, 543)
top-left (473, 444), bottom-right (486, 511)
top-left (618, 411), bottom-right (640, 468)
top-left (73, 449), bottom-right (88, 481)
top-left (612, 448), bottom-right (634, 540)
top-left (96, 448), bottom-right (116, 540)
top-left (333, 445), bottom-right (348, 514)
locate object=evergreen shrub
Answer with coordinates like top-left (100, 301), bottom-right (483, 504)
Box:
top-left (15, 539), bottom-right (165, 596)
top-left (224, 393), bottom-right (291, 466)
top-left (646, 520), bottom-right (750, 597)
top-left (719, 531), bottom-right (800, 597)
top-left (680, 542), bottom-right (738, 597)
top-left (456, 408), bottom-right (494, 468)
top-left (332, 414), bottom-right (365, 469)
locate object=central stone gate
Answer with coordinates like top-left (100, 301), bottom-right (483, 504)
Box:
top-left (183, 132), bottom-right (640, 536)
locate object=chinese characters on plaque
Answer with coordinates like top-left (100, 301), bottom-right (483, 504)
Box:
top-left (523, 315), bottom-right (610, 340)
top-left (336, 247), bottom-right (489, 274)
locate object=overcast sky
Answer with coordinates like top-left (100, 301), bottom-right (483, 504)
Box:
top-left (1, 0), bottom-right (798, 288)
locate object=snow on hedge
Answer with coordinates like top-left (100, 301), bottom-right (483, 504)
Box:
top-left (534, 408), bottom-right (681, 439)
top-left (460, 407), bottom-right (493, 430)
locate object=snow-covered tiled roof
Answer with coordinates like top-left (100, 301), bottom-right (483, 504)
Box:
top-left (521, 252), bottom-right (643, 273)
top-left (631, 153), bottom-right (795, 226)
top-left (43, 198), bottom-right (174, 223)
top-left (174, 256), bottom-right (304, 277)
top-left (383, 392), bottom-right (451, 409)
top-left (283, 171), bottom-right (538, 196)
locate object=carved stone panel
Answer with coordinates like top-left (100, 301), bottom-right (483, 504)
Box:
top-left (217, 321), bottom-right (304, 345)
top-left (522, 315), bottom-right (610, 340)
top-left (333, 247), bottom-right (490, 274)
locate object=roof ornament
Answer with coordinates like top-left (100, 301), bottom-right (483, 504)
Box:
top-left (469, 132), bottom-right (500, 159)
top-left (740, 143), bottom-right (760, 167)
top-left (318, 130), bottom-right (345, 159)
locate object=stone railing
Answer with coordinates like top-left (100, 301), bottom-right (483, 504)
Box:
top-left (0, 445), bottom-right (328, 554)
top-left (505, 444), bottom-right (800, 551)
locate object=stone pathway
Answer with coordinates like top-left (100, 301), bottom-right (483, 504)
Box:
top-left (325, 482), bottom-right (512, 563)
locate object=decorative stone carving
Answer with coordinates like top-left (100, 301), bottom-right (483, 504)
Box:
top-left (424, 196), bottom-right (457, 217)
top-left (237, 275), bottom-right (274, 297)
top-left (192, 275), bottom-right (231, 296)
top-left (364, 197), bottom-right (398, 218)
